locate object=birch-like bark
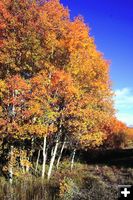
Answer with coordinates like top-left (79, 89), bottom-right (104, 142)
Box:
top-left (42, 135), bottom-right (47, 179)
top-left (9, 92), bottom-right (15, 182)
top-left (47, 138), bottom-right (59, 180)
top-left (12, 91), bottom-right (15, 117)
top-left (56, 137), bottom-right (66, 169)
top-left (30, 136), bottom-right (34, 162)
top-left (51, 146), bottom-right (54, 157)
top-left (35, 149), bottom-right (40, 172)
top-left (9, 91), bottom-right (15, 182)
top-left (11, 90), bottom-right (15, 124)
top-left (26, 157), bottom-right (29, 173)
top-left (9, 146), bottom-right (13, 184)
top-left (22, 165), bottom-right (25, 173)
top-left (71, 149), bottom-right (76, 171)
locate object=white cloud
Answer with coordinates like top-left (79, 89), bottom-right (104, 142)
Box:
top-left (116, 113), bottom-right (133, 126)
top-left (115, 88), bottom-right (130, 96)
top-left (114, 88), bottom-right (133, 126)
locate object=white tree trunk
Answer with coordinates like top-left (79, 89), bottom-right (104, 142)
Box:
top-left (35, 149), bottom-right (40, 172)
top-left (51, 146), bottom-right (54, 157)
top-left (42, 135), bottom-right (47, 179)
top-left (56, 137), bottom-right (66, 169)
top-left (26, 157), bottom-right (29, 173)
top-left (9, 146), bottom-right (13, 184)
top-left (71, 149), bottom-right (76, 171)
top-left (47, 138), bottom-right (59, 180)
top-left (12, 90), bottom-right (16, 118)
top-left (30, 137), bottom-right (34, 162)
top-left (22, 165), bottom-right (25, 173)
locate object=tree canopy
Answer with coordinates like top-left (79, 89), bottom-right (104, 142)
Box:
top-left (0, 0), bottom-right (128, 180)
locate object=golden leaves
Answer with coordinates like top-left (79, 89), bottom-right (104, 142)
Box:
top-left (0, 0), bottom-right (127, 152)
top-left (0, 80), bottom-right (7, 97)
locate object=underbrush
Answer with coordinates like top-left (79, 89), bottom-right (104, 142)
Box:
top-left (0, 161), bottom-right (133, 200)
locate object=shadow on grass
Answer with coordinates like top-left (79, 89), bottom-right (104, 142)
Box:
top-left (77, 148), bottom-right (133, 168)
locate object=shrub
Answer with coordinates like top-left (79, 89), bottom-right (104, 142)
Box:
top-left (59, 177), bottom-right (79, 200)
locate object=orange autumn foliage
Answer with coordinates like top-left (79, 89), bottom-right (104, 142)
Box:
top-left (0, 0), bottom-right (128, 152)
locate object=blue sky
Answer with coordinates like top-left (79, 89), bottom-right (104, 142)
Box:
top-left (61, 0), bottom-right (133, 126)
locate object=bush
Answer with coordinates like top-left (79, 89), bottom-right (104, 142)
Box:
top-left (59, 177), bottom-right (79, 200)
top-left (76, 175), bottom-right (118, 200)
